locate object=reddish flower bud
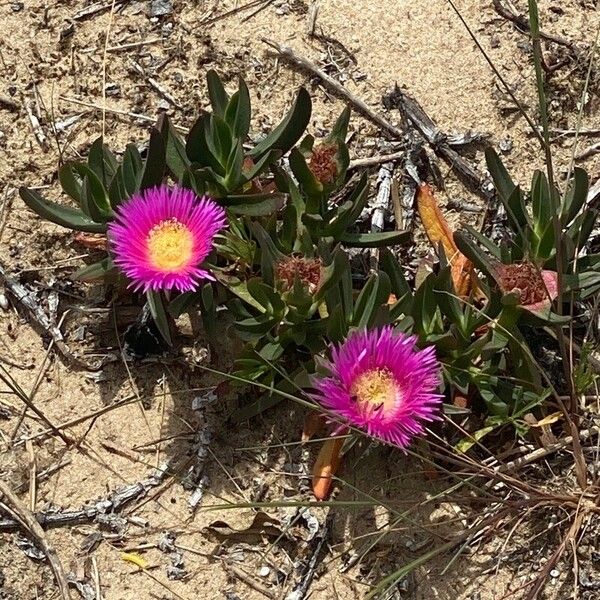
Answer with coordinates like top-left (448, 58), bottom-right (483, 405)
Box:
top-left (308, 143), bottom-right (338, 185)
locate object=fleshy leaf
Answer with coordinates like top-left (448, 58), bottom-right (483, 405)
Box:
top-left (340, 230), bottom-right (410, 248)
top-left (19, 187), bottom-right (107, 233)
top-left (147, 290), bottom-right (172, 346)
top-left (249, 87), bottom-right (312, 158)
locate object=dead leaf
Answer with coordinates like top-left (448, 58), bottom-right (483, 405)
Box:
top-left (302, 412), bottom-right (325, 442)
top-left (417, 183), bottom-right (458, 261)
top-left (73, 232), bottom-right (108, 250)
top-left (530, 411), bottom-right (563, 428)
top-left (312, 436), bottom-right (344, 501)
top-left (417, 183), bottom-right (476, 296)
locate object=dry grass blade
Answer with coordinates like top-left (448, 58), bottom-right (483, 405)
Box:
top-left (0, 364), bottom-right (72, 445)
top-left (0, 480), bottom-right (72, 599)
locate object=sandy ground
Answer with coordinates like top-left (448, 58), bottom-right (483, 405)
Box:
top-left (1, 1), bottom-right (599, 599)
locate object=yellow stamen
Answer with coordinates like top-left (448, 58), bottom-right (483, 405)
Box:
top-left (147, 218), bottom-right (193, 271)
top-left (351, 368), bottom-right (398, 413)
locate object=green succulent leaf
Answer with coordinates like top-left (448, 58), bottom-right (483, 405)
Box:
top-left (168, 291), bottom-right (200, 318)
top-left (561, 167), bottom-right (589, 225)
top-left (206, 69), bottom-right (229, 117)
top-left (352, 271), bottom-right (391, 329)
top-left (251, 222), bottom-right (286, 285)
top-left (209, 115), bottom-right (234, 166)
top-left (122, 143), bottom-right (143, 197)
top-left (159, 115), bottom-right (189, 181)
top-left (147, 290), bottom-right (172, 346)
top-left (313, 249), bottom-right (347, 303)
top-left (411, 272), bottom-right (438, 336)
top-left (325, 173), bottom-right (369, 237)
top-left (226, 194), bottom-right (282, 216)
top-left (58, 163), bottom-right (84, 205)
top-left (247, 277), bottom-right (285, 315)
top-left (289, 147), bottom-right (323, 199)
top-left (140, 129), bottom-right (166, 191)
top-left (485, 147), bottom-right (517, 204)
top-left (72, 257), bottom-right (116, 282)
top-left (225, 140), bottom-right (244, 190)
top-left (298, 134), bottom-right (315, 156)
top-left (567, 208), bottom-right (598, 251)
top-left (249, 87), bottom-right (312, 159)
top-left (81, 173), bottom-right (111, 222)
top-left (213, 272), bottom-right (265, 312)
top-left (379, 247), bottom-right (411, 298)
top-left (108, 165), bottom-right (128, 208)
top-left (531, 170), bottom-right (553, 234)
top-left (462, 225), bottom-right (502, 259)
top-left (340, 230), bottom-right (410, 248)
top-left (327, 303), bottom-right (348, 343)
top-left (88, 137), bottom-right (118, 189)
top-left (199, 282), bottom-right (218, 338)
top-left (454, 231), bottom-right (497, 280)
top-left (328, 105), bottom-right (351, 143)
top-left (242, 149), bottom-right (280, 184)
top-left (19, 187), bottom-right (108, 233)
top-left (186, 114), bottom-right (226, 175)
top-left (224, 77), bottom-right (251, 140)
top-left (434, 267), bottom-right (465, 332)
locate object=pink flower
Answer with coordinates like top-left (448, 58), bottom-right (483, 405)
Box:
top-left (312, 327), bottom-right (442, 449)
top-left (108, 185), bottom-right (226, 293)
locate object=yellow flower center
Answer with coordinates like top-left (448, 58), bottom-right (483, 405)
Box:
top-left (350, 368), bottom-right (398, 413)
top-left (147, 218), bottom-right (193, 271)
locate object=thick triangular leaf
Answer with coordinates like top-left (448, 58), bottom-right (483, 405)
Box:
top-left (58, 163), bottom-right (83, 205)
top-left (19, 187), bottom-right (107, 233)
top-left (122, 144), bottom-right (143, 197)
top-left (562, 167), bottom-right (589, 225)
top-left (224, 77), bottom-right (251, 139)
top-left (140, 129), bottom-right (166, 191)
top-left (340, 230), bottom-right (410, 247)
top-left (88, 137), bottom-right (118, 189)
top-left (159, 116), bottom-right (189, 181)
top-left (186, 114), bottom-right (226, 175)
top-left (73, 257), bottom-right (116, 281)
top-left (206, 69), bottom-right (229, 117)
top-left (147, 290), bottom-right (172, 346)
top-left (249, 87), bottom-right (312, 158)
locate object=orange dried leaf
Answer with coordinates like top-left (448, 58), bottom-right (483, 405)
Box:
top-left (417, 183), bottom-right (458, 261)
top-left (417, 183), bottom-right (476, 297)
top-left (312, 437), bottom-right (344, 501)
top-left (302, 412), bottom-right (325, 443)
top-left (451, 253), bottom-right (473, 297)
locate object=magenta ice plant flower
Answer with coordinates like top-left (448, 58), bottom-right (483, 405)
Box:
top-left (108, 185), bottom-right (226, 293)
top-left (312, 326), bottom-right (442, 449)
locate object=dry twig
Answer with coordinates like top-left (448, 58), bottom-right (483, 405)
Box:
top-left (263, 39), bottom-right (404, 139)
top-left (492, 0), bottom-right (581, 54)
top-left (0, 481), bottom-right (72, 599)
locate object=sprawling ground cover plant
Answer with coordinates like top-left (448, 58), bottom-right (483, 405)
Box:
top-left (18, 33), bottom-right (600, 503)
top-left (15, 0), bottom-right (600, 595)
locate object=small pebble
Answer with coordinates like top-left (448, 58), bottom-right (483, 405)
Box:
top-left (0, 293), bottom-right (8, 311)
top-left (259, 566), bottom-right (270, 577)
top-left (550, 569), bottom-right (560, 578)
top-left (499, 137), bottom-right (513, 154)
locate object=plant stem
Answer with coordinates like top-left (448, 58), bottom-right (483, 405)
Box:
top-left (528, 0), bottom-right (585, 487)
